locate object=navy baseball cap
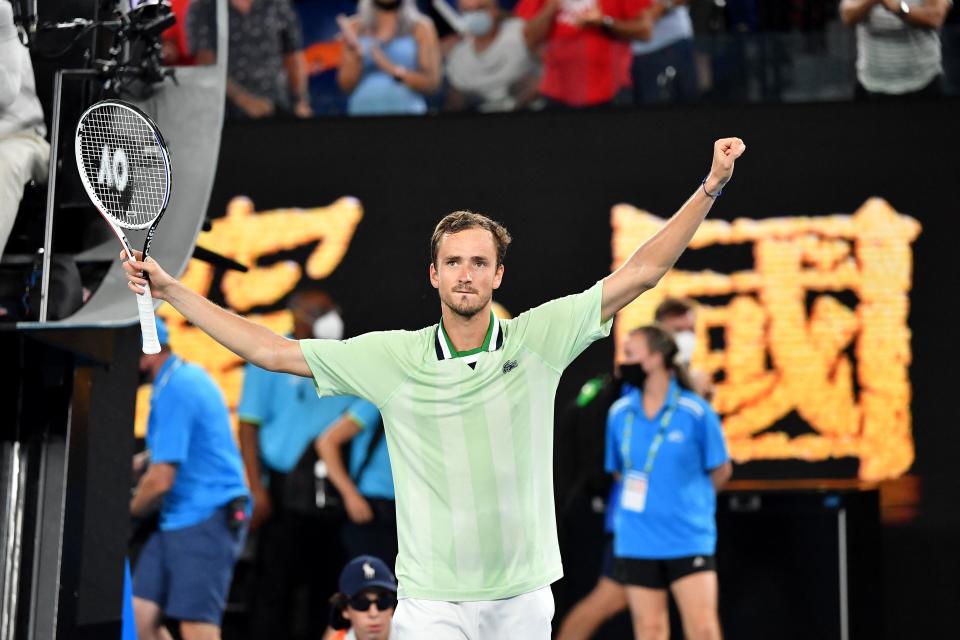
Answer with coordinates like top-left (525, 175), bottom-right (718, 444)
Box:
top-left (339, 556), bottom-right (397, 597)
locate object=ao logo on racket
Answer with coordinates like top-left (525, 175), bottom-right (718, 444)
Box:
top-left (97, 144), bottom-right (129, 192)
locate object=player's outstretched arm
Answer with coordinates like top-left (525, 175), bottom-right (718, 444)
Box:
top-left (122, 250), bottom-right (312, 377)
top-left (600, 137), bottom-right (746, 322)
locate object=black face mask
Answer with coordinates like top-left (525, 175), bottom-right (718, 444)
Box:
top-left (619, 364), bottom-right (648, 389)
top-left (374, 0), bottom-right (402, 10)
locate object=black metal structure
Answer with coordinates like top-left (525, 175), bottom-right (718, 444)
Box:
top-left (0, 327), bottom-right (139, 639)
top-left (0, 1), bottom-right (228, 637)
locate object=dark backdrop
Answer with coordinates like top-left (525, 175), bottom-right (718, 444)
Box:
top-left (201, 100), bottom-right (960, 636)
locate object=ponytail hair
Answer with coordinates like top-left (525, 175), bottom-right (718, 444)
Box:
top-left (630, 325), bottom-right (697, 394)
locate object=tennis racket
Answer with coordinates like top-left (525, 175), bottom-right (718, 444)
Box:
top-left (74, 99), bottom-right (172, 354)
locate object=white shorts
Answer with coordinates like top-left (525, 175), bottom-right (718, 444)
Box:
top-left (391, 586), bottom-right (555, 639)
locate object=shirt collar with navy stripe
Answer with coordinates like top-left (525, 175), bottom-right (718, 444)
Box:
top-left (435, 310), bottom-right (504, 365)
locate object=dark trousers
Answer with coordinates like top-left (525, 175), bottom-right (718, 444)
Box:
top-left (248, 487), bottom-right (346, 639)
top-left (631, 38), bottom-right (699, 105)
top-left (341, 498), bottom-right (399, 570)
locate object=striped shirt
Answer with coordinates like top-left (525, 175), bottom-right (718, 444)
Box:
top-left (300, 281), bottom-right (612, 601)
top-left (856, 0), bottom-right (945, 95)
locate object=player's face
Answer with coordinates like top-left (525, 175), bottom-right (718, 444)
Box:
top-left (430, 228), bottom-right (504, 319)
top-left (343, 590), bottom-right (395, 640)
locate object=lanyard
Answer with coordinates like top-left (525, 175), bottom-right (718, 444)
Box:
top-left (152, 356), bottom-right (184, 402)
top-left (620, 387), bottom-right (679, 474)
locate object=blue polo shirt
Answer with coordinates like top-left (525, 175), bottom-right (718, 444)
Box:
top-left (605, 379), bottom-right (729, 559)
top-left (238, 364), bottom-right (381, 474)
top-left (348, 419), bottom-right (394, 500)
top-left (147, 356), bottom-right (249, 531)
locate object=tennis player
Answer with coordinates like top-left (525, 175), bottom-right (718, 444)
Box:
top-left (123, 137), bottom-right (745, 639)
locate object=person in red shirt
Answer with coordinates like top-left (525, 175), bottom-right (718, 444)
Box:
top-left (515, 0), bottom-right (654, 107)
top-left (161, 0), bottom-right (195, 65)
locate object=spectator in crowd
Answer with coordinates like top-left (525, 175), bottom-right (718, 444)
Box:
top-left (186, 0), bottom-right (312, 119)
top-left (841, 0), bottom-right (952, 99)
top-left (443, 0), bottom-right (542, 112)
top-left (337, 0), bottom-right (441, 116)
top-left (515, 0), bottom-right (654, 108)
top-left (0, 0), bottom-right (49, 264)
top-left (130, 317), bottom-right (250, 640)
top-left (161, 0), bottom-right (195, 65)
top-left (328, 555), bottom-right (398, 640)
top-left (606, 325), bottom-right (731, 640)
top-left (317, 390), bottom-right (396, 567)
top-left (631, 0), bottom-right (699, 104)
top-left (238, 289), bottom-right (381, 640)
top-left (654, 297), bottom-right (712, 399)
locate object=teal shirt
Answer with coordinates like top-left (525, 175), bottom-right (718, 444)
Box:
top-left (606, 380), bottom-right (729, 558)
top-left (147, 356), bottom-right (249, 530)
top-left (349, 419), bottom-right (394, 500)
top-left (238, 364), bottom-right (381, 474)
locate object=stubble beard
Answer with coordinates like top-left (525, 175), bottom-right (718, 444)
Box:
top-left (443, 290), bottom-right (490, 320)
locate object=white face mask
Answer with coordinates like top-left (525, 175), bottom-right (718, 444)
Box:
top-left (674, 330), bottom-right (696, 365)
top-left (461, 10), bottom-right (494, 37)
top-left (312, 310), bottom-right (344, 340)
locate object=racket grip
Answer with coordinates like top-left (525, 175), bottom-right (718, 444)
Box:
top-left (137, 284), bottom-right (161, 355)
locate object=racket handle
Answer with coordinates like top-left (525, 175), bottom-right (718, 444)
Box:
top-left (137, 284), bottom-right (161, 355)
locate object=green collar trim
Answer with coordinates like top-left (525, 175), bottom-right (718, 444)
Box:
top-left (437, 311), bottom-right (499, 360)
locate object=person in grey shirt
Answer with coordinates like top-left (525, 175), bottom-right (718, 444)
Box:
top-left (186, 0), bottom-right (312, 119)
top-left (444, 0), bottom-right (542, 112)
top-left (0, 0), bottom-right (49, 265)
top-left (841, 0), bottom-right (953, 98)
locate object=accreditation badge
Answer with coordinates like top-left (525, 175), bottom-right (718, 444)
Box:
top-left (621, 470), bottom-right (649, 513)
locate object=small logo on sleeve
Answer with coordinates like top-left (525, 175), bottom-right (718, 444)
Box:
top-left (502, 360), bottom-right (519, 374)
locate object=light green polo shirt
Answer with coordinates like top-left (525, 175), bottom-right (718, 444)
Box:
top-left (300, 280), bottom-right (612, 601)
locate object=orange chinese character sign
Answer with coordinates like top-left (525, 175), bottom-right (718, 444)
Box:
top-left (135, 196), bottom-right (364, 437)
top-left (611, 198), bottom-right (920, 481)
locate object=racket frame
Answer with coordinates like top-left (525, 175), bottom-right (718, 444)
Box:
top-left (74, 99), bottom-right (173, 354)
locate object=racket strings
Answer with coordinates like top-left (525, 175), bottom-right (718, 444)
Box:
top-left (78, 104), bottom-right (168, 229)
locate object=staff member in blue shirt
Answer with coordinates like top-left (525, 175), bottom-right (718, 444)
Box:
top-left (317, 390), bottom-right (396, 567)
top-left (556, 297), bottom-right (707, 640)
top-left (237, 288), bottom-right (382, 640)
top-left (131, 316), bottom-right (250, 640)
top-left (606, 324), bottom-right (732, 640)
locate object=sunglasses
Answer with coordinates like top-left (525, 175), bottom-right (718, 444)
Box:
top-left (348, 593), bottom-right (397, 612)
